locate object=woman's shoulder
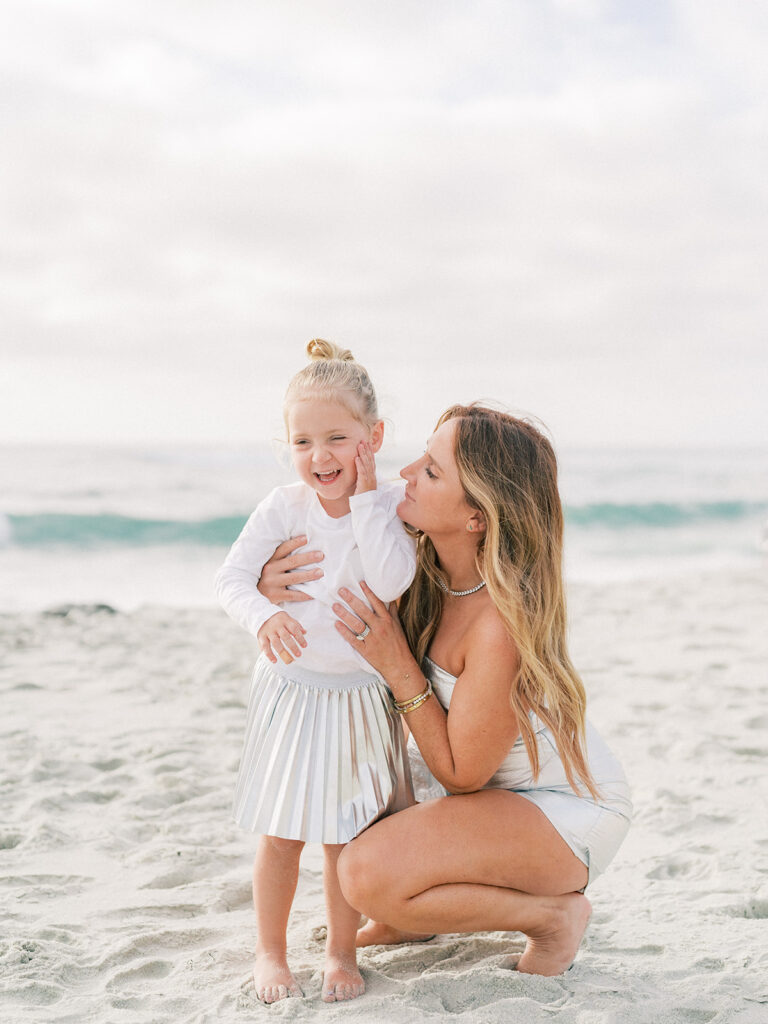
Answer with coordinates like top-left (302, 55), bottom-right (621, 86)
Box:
top-left (432, 596), bottom-right (517, 679)
top-left (461, 602), bottom-right (519, 675)
top-left (447, 606), bottom-right (519, 726)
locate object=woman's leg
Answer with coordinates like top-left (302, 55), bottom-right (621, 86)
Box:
top-left (252, 835), bottom-right (305, 1003)
top-left (338, 790), bottom-right (591, 976)
top-left (321, 844), bottom-right (365, 1002)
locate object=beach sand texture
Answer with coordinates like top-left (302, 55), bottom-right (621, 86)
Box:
top-left (2, 570), bottom-right (767, 1023)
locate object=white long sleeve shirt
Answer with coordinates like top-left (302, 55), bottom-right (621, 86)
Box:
top-left (215, 480), bottom-right (417, 677)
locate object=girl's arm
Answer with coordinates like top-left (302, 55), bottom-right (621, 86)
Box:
top-left (215, 488), bottom-right (307, 649)
top-left (348, 441), bottom-right (417, 603)
top-left (333, 585), bottom-right (520, 794)
top-left (349, 491), bottom-right (417, 602)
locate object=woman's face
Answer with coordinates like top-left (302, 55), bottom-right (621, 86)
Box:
top-left (398, 418), bottom-right (474, 535)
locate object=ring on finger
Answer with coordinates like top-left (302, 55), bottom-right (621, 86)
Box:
top-left (354, 624), bottom-right (371, 641)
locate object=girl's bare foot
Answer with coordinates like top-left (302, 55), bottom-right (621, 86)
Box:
top-left (516, 893), bottom-right (592, 977)
top-left (356, 919), bottom-right (435, 947)
top-left (322, 951), bottom-right (365, 1002)
top-left (253, 950), bottom-right (302, 1004)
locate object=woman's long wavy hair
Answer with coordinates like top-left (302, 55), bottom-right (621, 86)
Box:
top-left (398, 403), bottom-right (598, 799)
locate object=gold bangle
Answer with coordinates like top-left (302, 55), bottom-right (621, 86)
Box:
top-left (397, 690), bottom-right (432, 714)
top-left (392, 676), bottom-right (430, 709)
top-left (392, 677), bottom-right (432, 714)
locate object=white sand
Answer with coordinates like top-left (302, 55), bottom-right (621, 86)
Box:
top-left (1, 569), bottom-right (767, 1023)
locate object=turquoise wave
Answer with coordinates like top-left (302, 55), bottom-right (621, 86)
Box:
top-left (2, 501), bottom-right (766, 549)
top-left (3, 513), bottom-right (249, 548)
top-left (565, 501), bottom-right (767, 528)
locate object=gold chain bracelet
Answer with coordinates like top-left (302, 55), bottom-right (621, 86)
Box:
top-left (392, 677), bottom-right (433, 715)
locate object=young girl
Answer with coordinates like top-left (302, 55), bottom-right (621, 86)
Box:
top-left (215, 340), bottom-right (416, 1004)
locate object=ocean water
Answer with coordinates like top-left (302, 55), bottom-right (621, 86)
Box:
top-left (1, 443), bottom-right (766, 612)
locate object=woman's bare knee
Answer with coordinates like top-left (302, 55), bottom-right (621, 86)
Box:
top-left (337, 837), bottom-right (385, 914)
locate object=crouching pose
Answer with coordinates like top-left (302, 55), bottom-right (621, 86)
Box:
top-left (263, 403), bottom-right (632, 977)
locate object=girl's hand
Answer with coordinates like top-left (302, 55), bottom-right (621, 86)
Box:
top-left (257, 536), bottom-right (324, 604)
top-left (333, 582), bottom-right (415, 678)
top-left (257, 611), bottom-right (307, 665)
top-left (354, 441), bottom-right (377, 494)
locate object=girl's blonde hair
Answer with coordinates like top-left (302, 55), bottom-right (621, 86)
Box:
top-left (284, 339), bottom-right (379, 427)
top-left (399, 403), bottom-right (599, 799)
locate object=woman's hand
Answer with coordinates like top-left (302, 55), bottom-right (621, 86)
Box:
top-left (333, 582), bottom-right (416, 681)
top-left (257, 536), bottom-right (324, 604)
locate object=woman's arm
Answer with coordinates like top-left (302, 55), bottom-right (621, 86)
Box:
top-left (333, 584), bottom-right (520, 794)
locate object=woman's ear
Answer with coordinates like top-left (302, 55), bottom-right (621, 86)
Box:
top-left (370, 420), bottom-right (385, 453)
top-left (466, 511), bottom-right (486, 534)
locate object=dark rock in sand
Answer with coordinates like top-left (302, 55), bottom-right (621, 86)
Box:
top-left (43, 603), bottom-right (118, 618)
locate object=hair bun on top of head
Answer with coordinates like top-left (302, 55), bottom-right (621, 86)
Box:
top-left (307, 338), bottom-right (354, 362)
top-left (287, 339), bottom-right (378, 425)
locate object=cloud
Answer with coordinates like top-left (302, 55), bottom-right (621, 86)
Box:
top-left (1, 1), bottom-right (766, 445)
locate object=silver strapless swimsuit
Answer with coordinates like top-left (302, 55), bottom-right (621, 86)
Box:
top-left (407, 658), bottom-right (632, 885)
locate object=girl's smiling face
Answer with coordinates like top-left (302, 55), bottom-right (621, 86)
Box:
top-left (288, 398), bottom-right (382, 517)
top-left (398, 419), bottom-right (475, 535)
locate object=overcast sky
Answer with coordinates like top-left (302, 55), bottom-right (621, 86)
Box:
top-left (2, 0), bottom-right (767, 450)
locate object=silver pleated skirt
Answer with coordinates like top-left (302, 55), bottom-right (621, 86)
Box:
top-left (233, 656), bottom-right (413, 844)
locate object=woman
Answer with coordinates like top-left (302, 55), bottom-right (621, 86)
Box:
top-left (258, 404), bottom-right (631, 976)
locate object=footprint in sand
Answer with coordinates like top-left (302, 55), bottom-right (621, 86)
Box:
top-left (3, 873), bottom-right (93, 899)
top-left (646, 858), bottom-right (698, 880)
top-left (104, 903), bottom-right (203, 921)
top-left (106, 958), bottom-right (173, 991)
top-left (139, 867), bottom-right (197, 890)
top-left (611, 943), bottom-right (665, 956)
top-left (90, 757), bottom-right (126, 772)
top-left (722, 898), bottom-right (768, 919)
top-left (72, 788), bottom-right (120, 804)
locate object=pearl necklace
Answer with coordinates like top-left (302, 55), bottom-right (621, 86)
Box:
top-left (436, 576), bottom-right (487, 597)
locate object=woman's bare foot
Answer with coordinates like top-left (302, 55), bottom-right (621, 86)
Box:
top-left (516, 893), bottom-right (592, 977)
top-left (252, 950), bottom-right (302, 1004)
top-left (322, 951), bottom-right (365, 1002)
top-left (356, 919), bottom-right (435, 947)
